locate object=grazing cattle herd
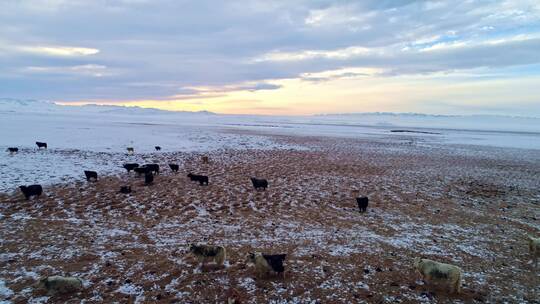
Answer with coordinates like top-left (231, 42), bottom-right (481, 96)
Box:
top-left (250, 177), bottom-right (268, 191)
top-left (169, 163), bottom-right (179, 172)
top-left (188, 244), bottom-right (227, 267)
top-left (414, 258), bottom-right (462, 294)
top-left (83, 170), bottom-right (98, 182)
top-left (247, 252), bottom-right (287, 279)
top-left (122, 163), bottom-right (139, 172)
top-left (19, 184), bottom-right (43, 200)
top-left (356, 196), bottom-right (369, 213)
top-left (35, 141), bottom-right (47, 149)
top-left (187, 173), bottom-right (209, 186)
top-left (5, 142), bottom-right (539, 299)
top-left (36, 276), bottom-right (83, 296)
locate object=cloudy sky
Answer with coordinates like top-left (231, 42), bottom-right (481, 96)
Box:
top-left (1, 0), bottom-right (540, 115)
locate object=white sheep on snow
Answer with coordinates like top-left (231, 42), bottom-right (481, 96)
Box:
top-left (414, 257), bottom-right (462, 294)
top-left (36, 276), bottom-right (83, 295)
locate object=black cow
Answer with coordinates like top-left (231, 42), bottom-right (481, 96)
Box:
top-left (36, 142), bottom-right (47, 149)
top-left (155, 146), bottom-right (161, 151)
top-left (144, 172), bottom-right (154, 185)
top-left (123, 163), bottom-right (139, 172)
top-left (119, 186), bottom-right (132, 194)
top-left (168, 164), bottom-right (179, 172)
top-left (263, 254), bottom-right (286, 273)
top-left (84, 170), bottom-right (98, 181)
top-left (250, 177), bottom-right (268, 191)
top-left (19, 185), bottom-right (43, 200)
top-left (187, 173), bottom-right (209, 185)
top-left (144, 164), bottom-right (160, 175)
top-left (356, 196), bottom-right (369, 213)
top-left (7, 147), bottom-right (18, 153)
top-left (134, 166), bottom-right (149, 176)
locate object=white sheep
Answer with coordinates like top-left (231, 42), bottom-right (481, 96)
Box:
top-left (414, 257), bottom-right (462, 294)
top-left (527, 235), bottom-right (539, 268)
top-left (36, 276), bottom-right (83, 295)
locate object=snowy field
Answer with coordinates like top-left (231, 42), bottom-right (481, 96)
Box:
top-left (1, 99), bottom-right (539, 193)
top-left (0, 100), bottom-right (539, 303)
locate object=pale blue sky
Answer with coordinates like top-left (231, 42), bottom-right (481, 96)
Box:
top-left (1, 0), bottom-right (539, 115)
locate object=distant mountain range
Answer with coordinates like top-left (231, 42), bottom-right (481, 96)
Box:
top-left (315, 112), bottom-right (540, 120)
top-left (1, 98), bottom-right (539, 134)
top-left (0, 98), bottom-right (215, 115)
top-left (2, 98), bottom-right (538, 120)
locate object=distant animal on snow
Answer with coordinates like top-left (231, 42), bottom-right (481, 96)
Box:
top-left (6, 147), bottom-right (18, 153)
top-left (84, 170), bottom-right (98, 181)
top-left (144, 163), bottom-right (160, 175)
top-left (250, 177), bottom-right (268, 191)
top-left (19, 184), bottom-right (43, 200)
top-left (134, 166), bottom-right (149, 176)
top-left (528, 235), bottom-right (540, 268)
top-left (169, 164), bottom-right (179, 172)
top-left (188, 244), bottom-right (226, 266)
top-left (187, 173), bottom-right (209, 185)
top-left (356, 196), bottom-right (369, 213)
top-left (414, 257), bottom-right (462, 294)
top-left (36, 276), bottom-right (83, 296)
top-left (119, 186), bottom-right (132, 194)
top-left (155, 146), bottom-right (161, 151)
top-left (246, 252), bottom-right (286, 278)
top-left (123, 163), bottom-right (139, 172)
top-left (126, 147), bottom-right (134, 154)
top-left (202, 156), bottom-right (209, 164)
top-left (144, 172), bottom-right (154, 185)
top-left (36, 142), bottom-right (47, 149)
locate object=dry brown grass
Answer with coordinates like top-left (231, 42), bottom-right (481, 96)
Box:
top-left (1, 135), bottom-right (539, 303)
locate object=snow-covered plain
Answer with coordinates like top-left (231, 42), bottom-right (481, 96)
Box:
top-left (2, 99), bottom-right (540, 151)
top-left (1, 99), bottom-right (539, 193)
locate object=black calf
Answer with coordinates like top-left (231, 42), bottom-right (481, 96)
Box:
top-left (120, 186), bottom-right (132, 194)
top-left (144, 164), bottom-right (160, 175)
top-left (187, 173), bottom-right (209, 185)
top-left (263, 254), bottom-right (286, 273)
top-left (168, 164), bottom-right (179, 172)
top-left (19, 185), bottom-right (43, 200)
top-left (84, 170), bottom-right (98, 181)
top-left (123, 163), bottom-right (139, 172)
top-left (145, 172), bottom-right (154, 185)
top-left (36, 142), bottom-right (47, 149)
top-left (7, 147), bottom-right (18, 153)
top-left (250, 177), bottom-right (268, 190)
top-left (155, 146), bottom-right (161, 151)
top-left (356, 197), bottom-right (369, 213)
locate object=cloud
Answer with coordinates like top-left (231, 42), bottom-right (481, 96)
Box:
top-left (181, 82), bottom-right (282, 95)
top-left (0, 0), bottom-right (540, 115)
top-left (17, 45), bottom-right (99, 57)
top-left (24, 64), bottom-right (107, 77)
top-left (255, 46), bottom-right (372, 62)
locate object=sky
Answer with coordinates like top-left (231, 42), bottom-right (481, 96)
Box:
top-left (1, 0), bottom-right (540, 116)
